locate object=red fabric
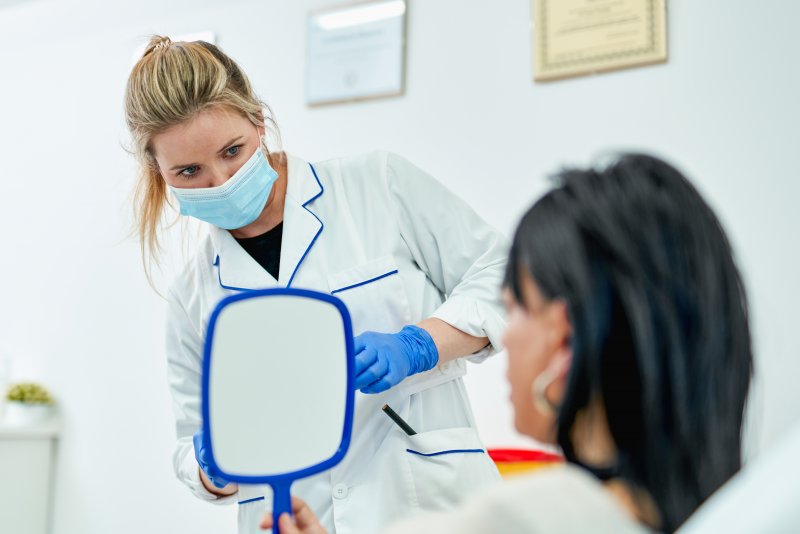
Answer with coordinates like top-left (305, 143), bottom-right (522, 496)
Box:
top-left (488, 448), bottom-right (563, 463)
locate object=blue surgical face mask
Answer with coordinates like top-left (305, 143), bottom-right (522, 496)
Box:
top-left (168, 138), bottom-right (278, 230)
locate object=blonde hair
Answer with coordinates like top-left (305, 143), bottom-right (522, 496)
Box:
top-left (124, 35), bottom-right (280, 285)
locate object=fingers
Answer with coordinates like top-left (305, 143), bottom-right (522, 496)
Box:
top-left (361, 361), bottom-right (404, 394)
top-left (209, 474), bottom-right (229, 489)
top-left (278, 513), bottom-right (303, 534)
top-left (355, 351), bottom-right (389, 390)
top-left (353, 334), bottom-right (368, 354)
top-left (192, 432), bottom-right (204, 464)
top-left (291, 496), bottom-right (309, 514)
top-left (194, 442), bottom-right (228, 487)
top-left (292, 497), bottom-right (324, 529)
top-left (260, 499), bottom-right (327, 533)
top-left (360, 376), bottom-right (393, 394)
top-left (261, 513), bottom-right (296, 532)
top-left (354, 346), bottom-right (378, 375)
top-left (194, 432), bottom-right (213, 470)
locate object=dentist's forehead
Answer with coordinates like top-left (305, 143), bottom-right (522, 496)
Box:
top-left (151, 107), bottom-right (252, 163)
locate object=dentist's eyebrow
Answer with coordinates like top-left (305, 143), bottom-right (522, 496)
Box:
top-left (169, 136), bottom-right (245, 171)
top-left (217, 136), bottom-right (244, 154)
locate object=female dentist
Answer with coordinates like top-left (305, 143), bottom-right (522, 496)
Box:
top-left (124, 36), bottom-right (506, 534)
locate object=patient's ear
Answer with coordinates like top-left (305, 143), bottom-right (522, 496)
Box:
top-left (544, 300), bottom-right (573, 404)
top-left (546, 299), bottom-right (571, 351)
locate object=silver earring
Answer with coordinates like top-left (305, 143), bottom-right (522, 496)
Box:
top-left (532, 367), bottom-right (560, 416)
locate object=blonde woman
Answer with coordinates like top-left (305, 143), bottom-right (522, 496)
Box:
top-left (124, 36), bottom-right (506, 534)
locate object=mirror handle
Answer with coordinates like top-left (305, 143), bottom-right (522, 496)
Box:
top-left (270, 480), bottom-right (293, 534)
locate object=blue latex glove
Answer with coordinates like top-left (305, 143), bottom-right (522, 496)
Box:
top-left (354, 325), bottom-right (439, 394)
top-left (193, 429), bottom-right (231, 489)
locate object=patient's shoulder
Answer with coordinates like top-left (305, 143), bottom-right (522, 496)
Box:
top-left (385, 464), bottom-right (648, 534)
top-left (498, 464), bottom-right (646, 532)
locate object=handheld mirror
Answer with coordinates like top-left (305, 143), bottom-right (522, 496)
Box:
top-left (202, 288), bottom-right (355, 533)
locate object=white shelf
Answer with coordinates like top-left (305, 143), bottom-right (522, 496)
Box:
top-left (0, 418), bottom-right (60, 438)
top-left (0, 415), bottom-right (59, 534)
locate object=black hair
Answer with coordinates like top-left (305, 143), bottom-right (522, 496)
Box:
top-left (505, 154), bottom-right (753, 532)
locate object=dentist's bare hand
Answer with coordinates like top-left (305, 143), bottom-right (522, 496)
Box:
top-left (260, 496), bottom-right (327, 534)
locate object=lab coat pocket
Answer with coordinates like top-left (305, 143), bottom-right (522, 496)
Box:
top-left (237, 485), bottom-right (269, 534)
top-left (404, 427), bottom-right (500, 510)
top-left (328, 255), bottom-right (411, 334)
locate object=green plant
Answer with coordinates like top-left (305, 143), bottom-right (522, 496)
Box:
top-left (6, 382), bottom-right (54, 405)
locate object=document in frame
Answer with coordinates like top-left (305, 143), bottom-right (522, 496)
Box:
top-left (532, 0), bottom-right (667, 82)
top-left (306, 0), bottom-right (407, 106)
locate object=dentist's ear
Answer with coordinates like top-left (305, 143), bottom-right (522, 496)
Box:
top-left (256, 110), bottom-right (266, 137)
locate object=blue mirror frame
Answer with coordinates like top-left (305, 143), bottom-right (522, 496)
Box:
top-left (201, 287), bottom-right (355, 533)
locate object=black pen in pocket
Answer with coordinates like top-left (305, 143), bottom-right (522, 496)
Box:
top-left (382, 404), bottom-right (417, 436)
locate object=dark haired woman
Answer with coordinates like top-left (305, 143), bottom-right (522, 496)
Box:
top-left (263, 154), bottom-right (753, 533)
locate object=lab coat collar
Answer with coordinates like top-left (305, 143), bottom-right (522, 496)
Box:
top-left (278, 154), bottom-right (324, 286)
top-left (209, 153), bottom-right (324, 291)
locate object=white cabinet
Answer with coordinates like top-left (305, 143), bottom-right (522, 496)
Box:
top-left (0, 421), bottom-right (58, 534)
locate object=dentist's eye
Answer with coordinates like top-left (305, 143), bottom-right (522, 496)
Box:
top-left (180, 166), bottom-right (199, 178)
top-left (225, 145), bottom-right (241, 157)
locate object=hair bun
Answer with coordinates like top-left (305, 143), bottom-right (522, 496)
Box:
top-left (143, 35), bottom-right (173, 57)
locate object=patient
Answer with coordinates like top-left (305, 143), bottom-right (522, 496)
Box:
top-left (262, 154), bottom-right (753, 533)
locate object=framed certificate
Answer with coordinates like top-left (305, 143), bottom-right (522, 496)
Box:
top-left (532, 0), bottom-right (667, 82)
top-left (306, 0), bottom-right (407, 106)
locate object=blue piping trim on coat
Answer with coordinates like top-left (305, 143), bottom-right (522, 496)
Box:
top-left (405, 448), bottom-right (486, 457)
top-left (286, 163), bottom-right (324, 288)
top-left (238, 496), bottom-right (265, 505)
top-left (212, 162), bottom-right (324, 291)
top-left (214, 255), bottom-right (253, 292)
top-left (331, 270), bottom-right (399, 294)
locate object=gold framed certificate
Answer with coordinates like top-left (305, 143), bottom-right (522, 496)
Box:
top-left (533, 0), bottom-right (667, 82)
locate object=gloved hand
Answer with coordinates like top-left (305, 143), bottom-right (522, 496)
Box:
top-left (354, 325), bottom-right (439, 394)
top-left (193, 429), bottom-right (231, 489)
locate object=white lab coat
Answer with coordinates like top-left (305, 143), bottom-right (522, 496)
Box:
top-left (165, 151), bottom-right (508, 534)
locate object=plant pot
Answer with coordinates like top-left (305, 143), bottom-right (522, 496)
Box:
top-left (3, 401), bottom-right (54, 425)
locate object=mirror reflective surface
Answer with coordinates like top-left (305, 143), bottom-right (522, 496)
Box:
top-left (202, 288), bottom-right (354, 484)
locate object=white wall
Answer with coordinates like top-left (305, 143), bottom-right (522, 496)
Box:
top-left (0, 1), bottom-right (798, 532)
